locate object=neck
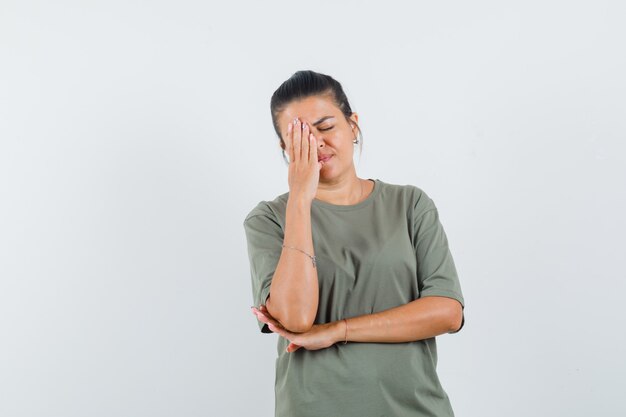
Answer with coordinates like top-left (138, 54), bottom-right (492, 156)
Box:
top-left (315, 175), bottom-right (363, 205)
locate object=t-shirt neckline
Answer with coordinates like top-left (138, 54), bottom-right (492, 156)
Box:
top-left (311, 178), bottom-right (380, 211)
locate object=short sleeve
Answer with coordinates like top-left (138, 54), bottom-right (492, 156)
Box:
top-left (243, 208), bottom-right (284, 333)
top-left (412, 191), bottom-right (466, 334)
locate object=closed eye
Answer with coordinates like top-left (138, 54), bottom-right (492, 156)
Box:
top-left (318, 126), bottom-right (333, 131)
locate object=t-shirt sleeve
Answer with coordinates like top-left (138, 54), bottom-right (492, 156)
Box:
top-left (412, 190), bottom-right (466, 334)
top-left (243, 207), bottom-right (284, 334)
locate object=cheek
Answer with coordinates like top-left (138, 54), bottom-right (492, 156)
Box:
top-left (320, 132), bottom-right (349, 147)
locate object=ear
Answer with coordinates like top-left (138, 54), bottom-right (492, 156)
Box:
top-left (350, 112), bottom-right (359, 129)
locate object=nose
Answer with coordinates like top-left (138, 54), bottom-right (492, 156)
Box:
top-left (311, 130), bottom-right (324, 147)
top-left (302, 122), bottom-right (324, 148)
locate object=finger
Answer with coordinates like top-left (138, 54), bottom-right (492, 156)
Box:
top-left (301, 121), bottom-right (309, 162)
top-left (251, 307), bottom-right (264, 318)
top-left (268, 323), bottom-right (282, 334)
top-left (286, 342), bottom-right (302, 353)
top-left (309, 133), bottom-right (316, 163)
top-left (286, 121), bottom-right (294, 164)
top-left (268, 322), bottom-right (292, 337)
top-left (251, 307), bottom-right (267, 320)
top-left (293, 118), bottom-right (301, 162)
top-left (257, 306), bottom-right (276, 320)
top-left (252, 308), bottom-right (274, 322)
top-left (253, 310), bottom-right (281, 327)
top-left (258, 305), bottom-right (278, 321)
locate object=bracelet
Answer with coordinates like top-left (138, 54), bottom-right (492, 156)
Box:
top-left (343, 318), bottom-right (348, 344)
top-left (282, 244), bottom-right (316, 268)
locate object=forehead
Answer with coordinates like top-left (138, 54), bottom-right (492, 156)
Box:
top-left (279, 95), bottom-right (339, 123)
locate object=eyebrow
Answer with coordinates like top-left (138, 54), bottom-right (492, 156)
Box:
top-left (312, 116), bottom-right (335, 126)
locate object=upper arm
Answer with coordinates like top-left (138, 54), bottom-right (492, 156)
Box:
top-left (411, 189), bottom-right (466, 334)
top-left (243, 210), bottom-right (283, 334)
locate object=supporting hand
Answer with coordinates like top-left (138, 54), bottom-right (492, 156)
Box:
top-left (251, 305), bottom-right (342, 353)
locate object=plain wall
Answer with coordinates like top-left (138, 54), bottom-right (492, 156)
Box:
top-left (1, 1), bottom-right (625, 416)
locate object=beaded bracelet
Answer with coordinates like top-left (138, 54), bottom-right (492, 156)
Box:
top-left (282, 244), bottom-right (316, 268)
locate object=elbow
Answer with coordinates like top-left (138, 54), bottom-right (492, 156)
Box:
top-left (266, 297), bottom-right (315, 333)
top-left (447, 303), bottom-right (464, 334)
top-left (278, 313), bottom-right (315, 333)
top-left (283, 319), bottom-right (314, 333)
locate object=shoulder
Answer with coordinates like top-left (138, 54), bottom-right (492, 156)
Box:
top-left (243, 190), bottom-right (289, 226)
top-left (377, 179), bottom-right (436, 214)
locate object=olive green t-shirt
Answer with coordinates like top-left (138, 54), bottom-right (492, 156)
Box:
top-left (243, 178), bottom-right (465, 417)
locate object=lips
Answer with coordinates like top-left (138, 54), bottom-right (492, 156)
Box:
top-left (318, 154), bottom-right (333, 162)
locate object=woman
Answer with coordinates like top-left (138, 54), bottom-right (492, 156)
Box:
top-left (243, 70), bottom-right (466, 417)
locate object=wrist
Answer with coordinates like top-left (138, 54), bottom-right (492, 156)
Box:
top-left (332, 319), bottom-right (348, 344)
top-left (287, 194), bottom-right (313, 208)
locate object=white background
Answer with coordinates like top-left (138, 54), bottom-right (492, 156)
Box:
top-left (1, 1), bottom-right (625, 416)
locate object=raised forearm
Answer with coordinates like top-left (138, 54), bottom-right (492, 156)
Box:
top-left (330, 296), bottom-right (463, 344)
top-left (266, 197), bottom-right (319, 332)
